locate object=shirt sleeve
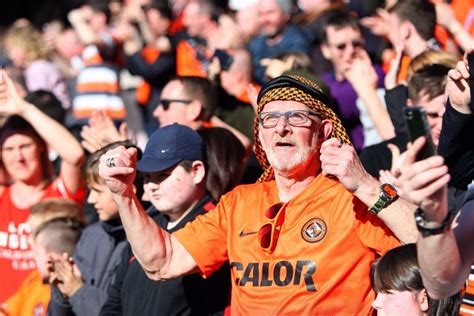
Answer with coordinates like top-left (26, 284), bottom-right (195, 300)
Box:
top-left (173, 198), bottom-right (230, 278)
top-left (353, 198), bottom-right (401, 256)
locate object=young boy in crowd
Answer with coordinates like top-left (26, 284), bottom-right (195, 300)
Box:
top-left (48, 141), bottom-right (138, 315)
top-left (1, 199), bottom-right (84, 316)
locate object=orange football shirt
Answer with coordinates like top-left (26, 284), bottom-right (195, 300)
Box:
top-left (175, 173), bottom-right (400, 315)
top-left (4, 270), bottom-right (50, 316)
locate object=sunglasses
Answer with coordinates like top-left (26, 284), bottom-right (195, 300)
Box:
top-left (258, 202), bottom-right (284, 253)
top-left (334, 39), bottom-right (365, 51)
top-left (160, 99), bottom-right (192, 111)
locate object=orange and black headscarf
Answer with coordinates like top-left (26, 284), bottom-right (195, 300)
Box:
top-left (254, 75), bottom-right (351, 182)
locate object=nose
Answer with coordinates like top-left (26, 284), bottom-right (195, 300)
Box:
top-left (13, 148), bottom-right (24, 161)
top-left (87, 190), bottom-right (98, 204)
top-left (144, 180), bottom-right (159, 191)
top-left (345, 43), bottom-right (358, 58)
top-left (153, 104), bottom-right (164, 119)
top-left (274, 114), bottom-right (291, 136)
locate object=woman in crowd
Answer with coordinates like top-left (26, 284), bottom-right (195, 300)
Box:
top-left (0, 70), bottom-right (85, 302)
top-left (371, 243), bottom-right (462, 315)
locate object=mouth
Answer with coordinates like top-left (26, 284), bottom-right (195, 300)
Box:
top-left (274, 141), bottom-right (294, 148)
top-left (13, 164), bottom-right (29, 171)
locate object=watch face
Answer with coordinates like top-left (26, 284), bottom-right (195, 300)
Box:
top-left (381, 183), bottom-right (397, 199)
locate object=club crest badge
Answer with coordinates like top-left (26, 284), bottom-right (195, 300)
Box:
top-left (301, 218), bottom-right (327, 243)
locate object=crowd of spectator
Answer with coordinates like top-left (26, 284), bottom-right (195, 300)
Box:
top-left (0, 0), bottom-right (473, 314)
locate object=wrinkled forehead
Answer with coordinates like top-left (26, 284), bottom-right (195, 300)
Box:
top-left (260, 99), bottom-right (311, 113)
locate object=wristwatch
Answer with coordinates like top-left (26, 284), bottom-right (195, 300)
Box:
top-left (414, 207), bottom-right (455, 237)
top-left (368, 183), bottom-right (398, 215)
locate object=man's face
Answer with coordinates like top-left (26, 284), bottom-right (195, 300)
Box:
top-left (415, 93), bottom-right (446, 146)
top-left (322, 26), bottom-right (364, 75)
top-left (153, 80), bottom-right (194, 127)
top-left (146, 9), bottom-right (170, 36)
top-left (183, 2), bottom-right (210, 38)
top-left (257, 0), bottom-right (289, 38)
top-left (81, 6), bottom-right (106, 32)
top-left (143, 164), bottom-right (199, 216)
top-left (258, 100), bottom-right (327, 177)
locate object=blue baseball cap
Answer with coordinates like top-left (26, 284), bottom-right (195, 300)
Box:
top-left (137, 124), bottom-right (205, 173)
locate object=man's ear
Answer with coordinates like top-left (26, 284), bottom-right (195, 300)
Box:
top-left (321, 43), bottom-right (331, 60)
top-left (400, 21), bottom-right (412, 41)
top-left (316, 120), bottom-right (333, 149)
top-left (191, 160), bottom-right (206, 185)
top-left (319, 120), bottom-right (334, 141)
top-left (186, 100), bottom-right (203, 121)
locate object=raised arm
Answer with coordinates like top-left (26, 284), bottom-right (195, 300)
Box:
top-left (438, 51), bottom-right (474, 189)
top-left (393, 136), bottom-right (471, 298)
top-left (400, 50), bottom-right (474, 299)
top-left (0, 70), bottom-right (84, 194)
top-left (320, 138), bottom-right (417, 244)
top-left (435, 2), bottom-right (474, 52)
top-left (98, 146), bottom-right (198, 280)
top-left (344, 50), bottom-right (395, 140)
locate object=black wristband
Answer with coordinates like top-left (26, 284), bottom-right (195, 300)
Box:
top-left (414, 207), bottom-right (455, 237)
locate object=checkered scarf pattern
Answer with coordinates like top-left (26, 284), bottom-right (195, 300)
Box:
top-left (254, 75), bottom-right (351, 182)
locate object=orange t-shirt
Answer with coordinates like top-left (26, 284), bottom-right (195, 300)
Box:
top-left (174, 174), bottom-right (400, 315)
top-left (3, 270), bottom-right (50, 316)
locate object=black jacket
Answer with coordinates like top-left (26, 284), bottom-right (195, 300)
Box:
top-left (100, 194), bottom-right (231, 315)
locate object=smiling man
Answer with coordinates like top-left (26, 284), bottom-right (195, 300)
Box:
top-left (100, 75), bottom-right (417, 314)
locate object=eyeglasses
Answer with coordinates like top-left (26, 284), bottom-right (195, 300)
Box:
top-left (160, 99), bottom-right (193, 111)
top-left (258, 202), bottom-right (284, 253)
top-left (333, 39), bottom-right (365, 51)
top-left (258, 110), bottom-right (319, 128)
